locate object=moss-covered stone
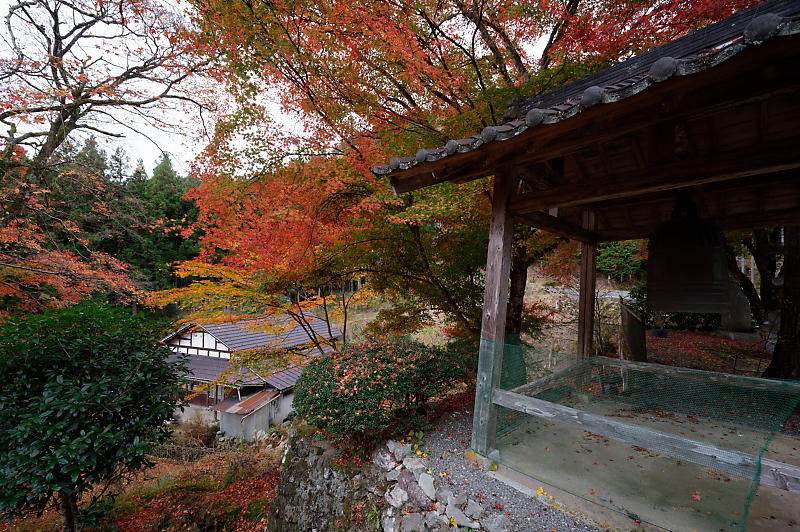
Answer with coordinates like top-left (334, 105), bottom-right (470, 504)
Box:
top-left (266, 435), bottom-right (388, 531)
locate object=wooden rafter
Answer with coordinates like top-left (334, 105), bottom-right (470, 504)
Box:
top-left (515, 211), bottom-right (596, 243)
top-left (510, 137), bottom-right (800, 214)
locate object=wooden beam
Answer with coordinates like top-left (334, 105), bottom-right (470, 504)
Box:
top-left (472, 170), bottom-right (515, 456)
top-left (577, 210), bottom-right (597, 357)
top-left (540, 157), bottom-right (566, 186)
top-left (586, 171), bottom-right (800, 241)
top-left (510, 360), bottom-right (591, 396)
top-left (510, 138), bottom-right (800, 214)
top-left (763, 458), bottom-right (800, 492)
top-left (387, 40), bottom-right (800, 194)
top-left (389, 154), bottom-right (487, 194)
top-left (516, 211), bottom-right (596, 243)
top-left (590, 356), bottom-right (800, 394)
top-left (492, 388), bottom-right (800, 491)
top-left (597, 207), bottom-right (800, 242)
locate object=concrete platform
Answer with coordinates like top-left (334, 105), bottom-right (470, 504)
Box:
top-left (487, 410), bottom-right (800, 531)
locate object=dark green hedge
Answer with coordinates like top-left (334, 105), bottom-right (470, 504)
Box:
top-left (293, 339), bottom-right (458, 447)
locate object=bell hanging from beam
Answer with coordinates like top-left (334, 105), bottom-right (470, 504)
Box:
top-left (647, 194), bottom-right (729, 313)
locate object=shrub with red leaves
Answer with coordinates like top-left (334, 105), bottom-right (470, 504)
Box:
top-left (294, 339), bottom-right (459, 448)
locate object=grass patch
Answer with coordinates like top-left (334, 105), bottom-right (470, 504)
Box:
top-left (245, 495), bottom-right (274, 522)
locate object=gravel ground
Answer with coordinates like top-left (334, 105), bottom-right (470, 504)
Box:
top-left (418, 409), bottom-right (601, 532)
top-left (781, 411), bottom-right (800, 437)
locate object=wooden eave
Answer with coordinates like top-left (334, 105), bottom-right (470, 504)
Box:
top-left (378, 15), bottom-right (800, 243)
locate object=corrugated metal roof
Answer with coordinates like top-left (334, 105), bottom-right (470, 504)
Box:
top-left (372, 0), bottom-right (800, 186)
top-left (199, 313), bottom-right (341, 353)
top-left (212, 389), bottom-right (278, 415)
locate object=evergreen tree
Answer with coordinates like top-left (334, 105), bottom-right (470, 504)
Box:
top-left (41, 144), bottom-right (200, 293)
top-left (119, 154), bottom-right (200, 290)
top-left (127, 159), bottom-right (148, 197)
top-left (108, 147), bottom-right (130, 182)
top-left (74, 136), bottom-right (107, 178)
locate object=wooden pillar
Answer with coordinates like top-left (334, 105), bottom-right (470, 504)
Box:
top-left (577, 210), bottom-right (597, 357)
top-left (471, 170), bottom-right (515, 455)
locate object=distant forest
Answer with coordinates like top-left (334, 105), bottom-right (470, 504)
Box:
top-left (55, 137), bottom-right (200, 291)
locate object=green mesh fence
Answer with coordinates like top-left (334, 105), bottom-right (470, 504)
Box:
top-left (485, 339), bottom-right (800, 532)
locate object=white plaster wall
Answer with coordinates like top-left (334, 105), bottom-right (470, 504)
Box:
top-left (219, 411), bottom-right (244, 439)
top-left (244, 407), bottom-right (270, 441)
top-left (220, 407), bottom-right (270, 441)
top-left (167, 331), bottom-right (230, 358)
top-left (273, 393), bottom-right (294, 425)
top-left (174, 404), bottom-right (217, 426)
top-left (204, 332), bottom-right (216, 349)
top-left (190, 331), bottom-right (203, 347)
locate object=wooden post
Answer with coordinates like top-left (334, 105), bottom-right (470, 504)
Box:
top-left (577, 210), bottom-right (597, 357)
top-left (471, 170), bottom-right (515, 456)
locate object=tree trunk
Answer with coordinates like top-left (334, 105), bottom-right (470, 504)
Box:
top-left (764, 226), bottom-right (800, 379)
top-left (748, 228), bottom-right (780, 314)
top-left (505, 246), bottom-right (529, 341)
top-left (60, 492), bottom-right (78, 532)
top-left (725, 243), bottom-right (764, 324)
top-left (504, 233), bottom-right (567, 340)
top-left (497, 236), bottom-right (529, 389)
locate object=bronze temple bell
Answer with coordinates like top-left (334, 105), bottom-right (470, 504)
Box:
top-left (647, 196), bottom-right (729, 313)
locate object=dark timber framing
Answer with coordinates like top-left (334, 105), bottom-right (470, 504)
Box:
top-left (471, 169), bottom-right (515, 455)
top-left (577, 209), bottom-right (597, 357)
top-left (377, 0), bottom-right (800, 495)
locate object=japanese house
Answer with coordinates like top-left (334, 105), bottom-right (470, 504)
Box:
top-left (163, 313), bottom-right (341, 440)
top-left (375, 1), bottom-right (800, 529)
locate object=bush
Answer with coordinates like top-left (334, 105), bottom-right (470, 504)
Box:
top-left (177, 420), bottom-right (219, 447)
top-left (441, 338), bottom-right (480, 379)
top-left (0, 301), bottom-right (186, 531)
top-left (293, 339), bottom-right (458, 447)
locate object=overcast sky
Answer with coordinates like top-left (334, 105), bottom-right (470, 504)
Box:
top-left (106, 109), bottom-right (208, 177)
top-left (0, 0), bottom-right (216, 177)
top-left (0, 0), bottom-right (550, 178)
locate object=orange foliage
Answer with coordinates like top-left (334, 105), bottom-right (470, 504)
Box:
top-left (175, 0), bottom-right (757, 318)
top-left (0, 0), bottom-right (217, 314)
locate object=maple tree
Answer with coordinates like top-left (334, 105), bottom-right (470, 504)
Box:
top-left (174, 0), bottom-right (759, 349)
top-left (0, 0), bottom-right (214, 313)
top-left (38, 140), bottom-right (202, 292)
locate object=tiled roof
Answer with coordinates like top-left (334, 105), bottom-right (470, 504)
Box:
top-left (200, 313), bottom-right (341, 353)
top-left (169, 353), bottom-right (264, 386)
top-left (373, 0), bottom-right (800, 183)
top-left (265, 365), bottom-right (304, 390)
top-left (171, 344), bottom-right (335, 391)
top-left (212, 389), bottom-right (278, 415)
